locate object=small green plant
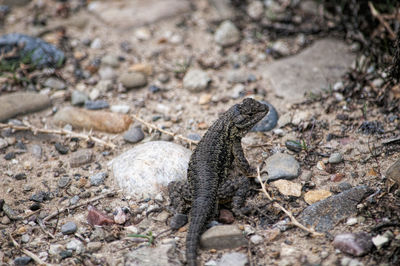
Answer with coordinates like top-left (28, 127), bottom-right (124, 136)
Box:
top-left (128, 231), bottom-right (154, 245)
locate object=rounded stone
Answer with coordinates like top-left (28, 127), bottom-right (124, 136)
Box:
top-left (71, 90), bottom-right (89, 106)
top-left (120, 71), bottom-right (147, 89)
top-left (329, 152), bottom-right (343, 164)
top-left (61, 221), bottom-right (77, 235)
top-left (183, 69), bottom-right (211, 92)
top-left (90, 172), bottom-right (107, 186)
top-left (111, 141), bottom-right (192, 198)
top-left (214, 20), bottom-right (241, 47)
top-left (264, 152), bottom-right (300, 182)
top-left (123, 126), bottom-right (145, 143)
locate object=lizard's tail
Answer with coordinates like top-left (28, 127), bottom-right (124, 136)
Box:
top-left (186, 195), bottom-right (214, 266)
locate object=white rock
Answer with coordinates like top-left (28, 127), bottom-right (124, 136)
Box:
top-left (66, 239), bottom-right (84, 254)
top-left (111, 141), bottom-right (192, 198)
top-left (346, 217), bottom-right (358, 226)
top-left (217, 252), bottom-right (248, 266)
top-left (250, 234), bottom-right (263, 245)
top-left (90, 38), bottom-right (102, 49)
top-left (214, 20), bottom-right (241, 47)
top-left (372, 234), bottom-right (389, 249)
top-left (247, 1), bottom-right (264, 20)
top-left (110, 104), bottom-right (130, 114)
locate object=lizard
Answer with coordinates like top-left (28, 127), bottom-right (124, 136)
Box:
top-left (180, 98), bottom-right (269, 266)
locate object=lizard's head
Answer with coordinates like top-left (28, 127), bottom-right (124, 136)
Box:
top-left (233, 98), bottom-right (269, 131)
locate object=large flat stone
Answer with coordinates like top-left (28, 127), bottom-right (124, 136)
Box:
top-left (88, 0), bottom-right (191, 29)
top-left (261, 39), bottom-right (355, 103)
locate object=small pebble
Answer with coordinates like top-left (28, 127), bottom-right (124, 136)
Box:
top-left (329, 152), bottom-right (343, 164)
top-left (90, 172), bottom-right (108, 186)
top-left (123, 126), bottom-right (145, 143)
top-left (0, 138), bottom-right (8, 149)
top-left (14, 173), bottom-right (26, 180)
top-left (30, 144), bottom-right (42, 158)
top-left (170, 213), bottom-right (188, 230)
top-left (346, 217), bottom-right (358, 226)
top-left (14, 256), bottom-right (32, 266)
top-left (58, 176), bottom-right (71, 188)
top-left (71, 90), bottom-right (89, 106)
top-left (21, 234), bottom-right (30, 243)
top-left (214, 20), bottom-right (241, 47)
top-left (219, 209), bottom-right (234, 224)
top-left (250, 234), bottom-right (263, 245)
top-left (29, 202), bottom-right (41, 211)
top-left (55, 142), bottom-right (69, 154)
top-left (85, 100), bottom-right (109, 110)
top-left (372, 234), bottom-right (390, 249)
top-left (61, 221), bottom-right (77, 235)
top-left (70, 195), bottom-right (80, 205)
top-left (333, 232), bottom-right (373, 256)
top-left (4, 152), bottom-right (15, 160)
top-left (110, 104), bottom-right (130, 114)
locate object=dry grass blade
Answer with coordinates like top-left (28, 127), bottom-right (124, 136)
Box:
top-left (368, 1), bottom-right (396, 40)
top-left (131, 113), bottom-right (199, 146)
top-left (9, 233), bottom-right (53, 266)
top-left (256, 167), bottom-right (323, 237)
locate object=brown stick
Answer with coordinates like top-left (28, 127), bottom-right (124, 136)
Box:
top-left (256, 167), bottom-right (323, 237)
top-left (368, 1), bottom-right (396, 40)
top-left (0, 122), bottom-right (116, 149)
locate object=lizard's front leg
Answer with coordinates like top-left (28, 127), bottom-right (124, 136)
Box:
top-left (232, 140), bottom-right (254, 175)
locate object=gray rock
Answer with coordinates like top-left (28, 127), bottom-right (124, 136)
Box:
top-left (298, 186), bottom-right (372, 232)
top-left (102, 54), bottom-right (119, 68)
top-left (87, 241), bottom-right (102, 253)
top-left (264, 153), bottom-right (300, 181)
top-left (214, 20), bottom-right (241, 47)
top-left (43, 77), bottom-right (66, 90)
top-left (49, 244), bottom-right (64, 256)
top-left (251, 101), bottom-right (278, 132)
top-left (111, 141), bottom-right (192, 198)
top-left (329, 152), bottom-right (343, 164)
top-left (124, 241), bottom-right (181, 266)
top-left (0, 33), bottom-right (64, 68)
top-left (85, 100), bottom-right (109, 110)
top-left (90, 172), bottom-right (107, 186)
top-left (123, 126), bottom-right (145, 143)
top-left (61, 221), bottom-right (77, 235)
top-left (55, 142), bottom-right (68, 154)
top-left (261, 39), bottom-right (355, 104)
top-left (71, 90), bottom-right (89, 106)
top-left (333, 232), bottom-right (373, 256)
top-left (21, 234), bottom-right (30, 243)
top-left (58, 176), bottom-right (71, 188)
top-left (0, 92), bottom-right (51, 122)
top-left (183, 69), bottom-right (211, 92)
top-left (120, 71), bottom-right (147, 89)
top-left (200, 225), bottom-right (247, 250)
top-left (70, 195), bottom-right (79, 205)
top-left (217, 252), bottom-right (248, 266)
top-left (70, 149), bottom-right (93, 168)
top-left (14, 256), bottom-right (32, 266)
top-left (66, 239), bottom-right (84, 254)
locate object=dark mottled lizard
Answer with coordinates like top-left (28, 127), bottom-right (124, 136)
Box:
top-left (171, 98), bottom-right (269, 266)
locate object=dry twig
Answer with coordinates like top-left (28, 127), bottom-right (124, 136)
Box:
top-left (368, 1), bottom-right (396, 40)
top-left (9, 232), bottom-right (52, 266)
top-left (43, 191), bottom-right (116, 223)
top-left (0, 122), bottom-right (116, 149)
top-left (131, 113), bottom-right (199, 146)
top-left (256, 167), bottom-right (323, 237)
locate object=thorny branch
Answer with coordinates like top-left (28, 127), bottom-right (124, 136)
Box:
top-left (256, 167), bottom-right (324, 237)
top-left (0, 122), bottom-right (116, 149)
